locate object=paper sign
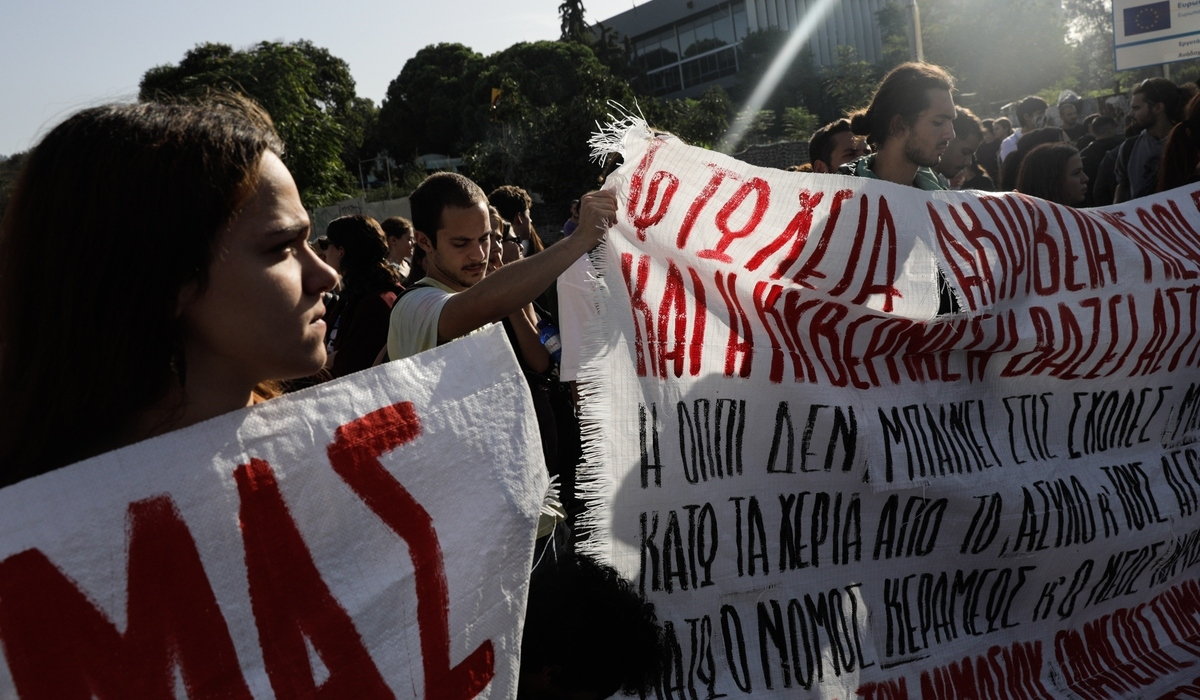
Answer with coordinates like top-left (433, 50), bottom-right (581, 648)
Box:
top-left (0, 325), bottom-right (545, 699)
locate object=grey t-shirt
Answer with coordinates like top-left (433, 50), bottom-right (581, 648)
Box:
top-left (1115, 130), bottom-right (1166, 200)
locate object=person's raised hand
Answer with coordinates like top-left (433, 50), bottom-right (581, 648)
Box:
top-left (576, 190), bottom-right (618, 248)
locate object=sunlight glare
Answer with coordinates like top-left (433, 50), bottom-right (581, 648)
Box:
top-left (719, 0), bottom-right (840, 153)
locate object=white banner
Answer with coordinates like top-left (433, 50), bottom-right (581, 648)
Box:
top-left (0, 325), bottom-right (544, 699)
top-left (576, 122), bottom-right (1200, 699)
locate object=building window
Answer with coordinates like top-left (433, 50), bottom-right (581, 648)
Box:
top-left (644, 67), bottom-right (684, 96)
top-left (634, 27), bottom-right (679, 71)
top-left (681, 45), bottom-right (738, 88)
top-left (632, 0), bottom-right (745, 95)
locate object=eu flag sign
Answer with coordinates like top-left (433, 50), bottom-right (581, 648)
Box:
top-left (1124, 1), bottom-right (1172, 36)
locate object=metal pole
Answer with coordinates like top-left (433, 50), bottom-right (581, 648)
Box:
top-left (904, 0), bottom-right (924, 63)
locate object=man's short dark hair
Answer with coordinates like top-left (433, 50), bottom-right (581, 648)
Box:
top-left (1092, 115), bottom-right (1117, 134)
top-left (982, 118), bottom-right (994, 131)
top-left (488, 185), bottom-right (533, 223)
top-left (1016, 96), bottom-right (1049, 124)
top-left (1135, 78), bottom-right (1187, 123)
top-left (380, 216), bottom-right (412, 241)
top-left (409, 172), bottom-right (486, 248)
top-left (520, 554), bottom-right (665, 698)
top-left (849, 62), bottom-right (956, 147)
top-left (953, 107), bottom-right (983, 142)
top-left (808, 119), bottom-right (853, 170)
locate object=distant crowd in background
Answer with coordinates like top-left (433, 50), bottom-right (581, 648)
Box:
top-left (793, 67), bottom-right (1200, 213)
top-left (5, 60), bottom-right (1200, 700)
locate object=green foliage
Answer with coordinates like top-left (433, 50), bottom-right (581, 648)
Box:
top-left (559, 0), bottom-right (589, 43)
top-left (731, 29), bottom-right (823, 114)
top-left (459, 41), bottom-right (637, 203)
top-left (823, 46), bottom-right (878, 114)
top-left (644, 86), bottom-right (731, 147)
top-left (876, 2), bottom-right (911, 72)
top-left (782, 106), bottom-right (821, 142)
top-left (374, 43), bottom-right (486, 161)
top-left (742, 110), bottom-right (777, 146)
top-left (590, 25), bottom-right (640, 82)
top-left (920, 0), bottom-right (1070, 104)
top-left (1063, 0), bottom-right (1116, 94)
top-left (139, 40), bottom-right (364, 207)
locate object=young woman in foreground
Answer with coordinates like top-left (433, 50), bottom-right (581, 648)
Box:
top-left (0, 98), bottom-right (338, 485)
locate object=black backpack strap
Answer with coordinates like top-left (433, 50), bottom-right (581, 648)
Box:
top-left (378, 281), bottom-right (433, 364)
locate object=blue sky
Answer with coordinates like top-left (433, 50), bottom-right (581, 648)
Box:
top-left (0, 0), bottom-right (636, 156)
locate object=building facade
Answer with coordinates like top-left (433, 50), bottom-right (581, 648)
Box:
top-left (597, 0), bottom-right (893, 99)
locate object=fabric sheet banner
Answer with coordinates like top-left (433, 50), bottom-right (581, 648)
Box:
top-left (574, 120), bottom-right (1200, 699)
top-left (0, 325), bottom-right (545, 699)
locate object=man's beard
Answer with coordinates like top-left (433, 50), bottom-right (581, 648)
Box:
top-left (904, 138), bottom-right (942, 168)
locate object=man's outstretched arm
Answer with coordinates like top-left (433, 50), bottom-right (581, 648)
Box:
top-left (436, 190), bottom-right (617, 343)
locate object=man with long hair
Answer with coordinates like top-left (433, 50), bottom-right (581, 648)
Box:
top-left (1114, 78), bottom-right (1187, 203)
top-left (838, 62), bottom-right (957, 191)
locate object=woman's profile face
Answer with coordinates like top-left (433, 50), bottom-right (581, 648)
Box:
top-left (1063, 154), bottom-right (1088, 206)
top-left (179, 152), bottom-right (338, 390)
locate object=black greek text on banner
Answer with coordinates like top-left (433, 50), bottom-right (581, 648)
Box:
top-left (573, 118), bottom-right (1200, 699)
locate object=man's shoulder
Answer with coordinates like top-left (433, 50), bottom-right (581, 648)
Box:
top-left (837, 154), bottom-right (876, 178)
top-left (1082, 136), bottom-right (1122, 158)
top-left (393, 279), bottom-right (454, 315)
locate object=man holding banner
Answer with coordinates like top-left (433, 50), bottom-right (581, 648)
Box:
top-left (386, 172), bottom-right (616, 362)
top-left (573, 80), bottom-right (1200, 697)
top-left (838, 62), bottom-right (957, 193)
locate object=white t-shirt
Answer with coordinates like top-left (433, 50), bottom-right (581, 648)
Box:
top-left (998, 129), bottom-right (1023, 165)
top-left (386, 277), bottom-right (456, 361)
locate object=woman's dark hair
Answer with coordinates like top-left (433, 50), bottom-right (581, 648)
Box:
top-left (324, 215), bottom-right (400, 302)
top-left (849, 62), bottom-right (955, 148)
top-left (1159, 93), bottom-right (1200, 192)
top-left (1000, 127), bottom-right (1065, 191)
top-left (403, 247), bottom-right (427, 286)
top-left (1016, 143), bottom-right (1080, 205)
top-left (0, 97), bottom-right (283, 484)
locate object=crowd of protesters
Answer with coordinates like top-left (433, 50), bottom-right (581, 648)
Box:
top-left (1, 60), bottom-right (1198, 698)
top-left (804, 67), bottom-right (1200, 212)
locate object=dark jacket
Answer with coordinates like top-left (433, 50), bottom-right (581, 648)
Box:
top-left (1083, 136), bottom-right (1124, 208)
top-left (326, 283), bottom-right (404, 378)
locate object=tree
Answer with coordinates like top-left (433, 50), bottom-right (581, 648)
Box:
top-left (875, 2), bottom-right (911, 73)
top-left (374, 43), bottom-right (485, 161)
top-left (139, 41), bottom-right (364, 207)
top-left (731, 29), bottom-right (823, 116)
top-left (461, 41), bottom-right (637, 204)
top-left (1062, 0), bottom-right (1130, 94)
top-left (782, 106), bottom-right (821, 142)
top-left (645, 86), bottom-right (732, 148)
top-left (741, 110), bottom-right (777, 146)
top-left (919, 0), bottom-right (1070, 104)
top-left (559, 0), bottom-right (588, 43)
top-left (823, 46), bottom-right (879, 114)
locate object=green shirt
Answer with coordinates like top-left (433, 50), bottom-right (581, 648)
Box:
top-left (837, 153), bottom-right (946, 191)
